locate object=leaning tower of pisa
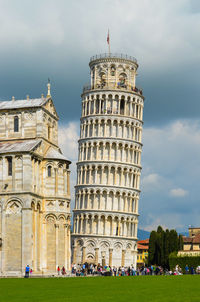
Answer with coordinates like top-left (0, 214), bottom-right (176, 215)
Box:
top-left (72, 53), bottom-right (144, 268)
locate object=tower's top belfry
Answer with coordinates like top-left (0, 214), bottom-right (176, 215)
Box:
top-left (83, 53), bottom-right (142, 96)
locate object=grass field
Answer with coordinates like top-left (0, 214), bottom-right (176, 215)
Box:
top-left (0, 275), bottom-right (199, 302)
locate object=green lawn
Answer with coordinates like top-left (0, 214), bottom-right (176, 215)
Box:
top-left (0, 275), bottom-right (199, 302)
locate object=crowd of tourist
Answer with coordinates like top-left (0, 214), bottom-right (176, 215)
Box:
top-left (71, 263), bottom-right (165, 277)
top-left (173, 264), bottom-right (200, 275)
top-left (71, 263), bottom-right (200, 277)
top-left (71, 263), bottom-right (137, 276)
top-left (24, 262), bottom-right (200, 278)
top-left (24, 263), bottom-right (200, 277)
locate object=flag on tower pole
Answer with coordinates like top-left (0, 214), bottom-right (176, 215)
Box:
top-left (107, 29), bottom-right (111, 55)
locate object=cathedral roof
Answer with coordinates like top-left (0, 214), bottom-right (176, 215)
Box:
top-left (0, 98), bottom-right (48, 110)
top-left (0, 139), bottom-right (42, 153)
top-left (44, 147), bottom-right (70, 162)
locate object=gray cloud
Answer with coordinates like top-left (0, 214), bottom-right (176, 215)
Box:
top-left (0, 0), bottom-right (200, 124)
top-left (140, 119), bottom-right (200, 231)
top-left (58, 121), bottom-right (79, 207)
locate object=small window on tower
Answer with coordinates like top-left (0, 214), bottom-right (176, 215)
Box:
top-left (7, 157), bottom-right (12, 176)
top-left (48, 126), bottom-right (51, 140)
top-left (116, 226), bottom-right (119, 236)
top-left (47, 166), bottom-right (52, 177)
top-left (14, 116), bottom-right (19, 132)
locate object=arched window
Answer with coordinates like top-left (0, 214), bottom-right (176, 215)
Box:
top-left (14, 116), bottom-right (19, 132)
top-left (118, 73), bottom-right (127, 88)
top-left (96, 98), bottom-right (100, 114)
top-left (120, 99), bottom-right (125, 115)
top-left (116, 226), bottom-right (119, 236)
top-left (47, 166), bottom-right (52, 177)
top-left (110, 65), bottom-right (116, 76)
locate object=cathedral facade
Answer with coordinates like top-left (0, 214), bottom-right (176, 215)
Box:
top-left (72, 53), bottom-right (144, 268)
top-left (0, 84), bottom-right (71, 276)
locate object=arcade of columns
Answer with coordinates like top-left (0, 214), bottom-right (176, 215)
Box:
top-left (72, 54), bottom-right (144, 268)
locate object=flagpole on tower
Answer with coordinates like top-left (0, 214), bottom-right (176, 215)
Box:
top-left (107, 29), bottom-right (110, 56)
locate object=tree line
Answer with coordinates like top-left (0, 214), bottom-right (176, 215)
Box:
top-left (148, 226), bottom-right (183, 269)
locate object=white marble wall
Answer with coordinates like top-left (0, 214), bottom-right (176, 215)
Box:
top-left (72, 55), bottom-right (144, 268)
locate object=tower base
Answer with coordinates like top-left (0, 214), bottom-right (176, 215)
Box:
top-left (72, 235), bottom-right (137, 269)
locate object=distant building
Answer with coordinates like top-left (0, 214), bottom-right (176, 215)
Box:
top-left (178, 227), bottom-right (200, 257)
top-left (137, 239), bottom-right (149, 267)
top-left (0, 83), bottom-right (71, 276)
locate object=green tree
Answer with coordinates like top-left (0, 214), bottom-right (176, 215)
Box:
top-left (178, 234), bottom-right (183, 250)
top-left (169, 230), bottom-right (178, 254)
top-left (148, 227), bottom-right (182, 269)
top-left (156, 226), bottom-right (165, 266)
top-left (164, 229), bottom-right (170, 269)
top-left (148, 231), bottom-right (157, 265)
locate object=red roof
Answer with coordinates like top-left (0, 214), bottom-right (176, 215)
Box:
top-left (137, 243), bottom-right (149, 250)
top-left (138, 239), bottom-right (149, 245)
top-left (183, 237), bottom-right (193, 243)
top-left (183, 233), bottom-right (200, 244)
top-left (193, 233), bottom-right (200, 243)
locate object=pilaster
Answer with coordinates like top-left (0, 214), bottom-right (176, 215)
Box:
top-left (22, 208), bottom-right (32, 273)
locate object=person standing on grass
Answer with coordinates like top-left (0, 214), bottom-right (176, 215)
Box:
top-left (132, 267), bottom-right (136, 276)
top-left (57, 266), bottom-right (60, 276)
top-left (25, 265), bottom-right (30, 278)
top-left (89, 263), bottom-right (93, 274)
top-left (62, 266), bottom-right (66, 275)
top-left (185, 264), bottom-right (189, 274)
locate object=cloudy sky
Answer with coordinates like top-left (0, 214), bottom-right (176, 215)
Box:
top-left (1, 0), bottom-right (200, 232)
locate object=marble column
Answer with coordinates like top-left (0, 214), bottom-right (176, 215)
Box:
top-left (109, 249), bottom-right (113, 267)
top-left (73, 246), bottom-right (77, 264)
top-left (95, 248), bottom-right (99, 265)
top-left (82, 246), bottom-right (86, 264)
top-left (121, 250), bottom-right (126, 267)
